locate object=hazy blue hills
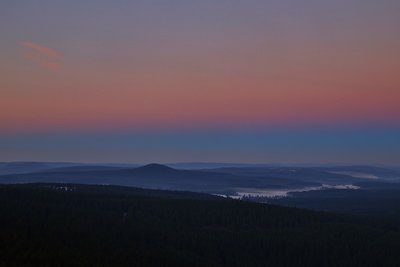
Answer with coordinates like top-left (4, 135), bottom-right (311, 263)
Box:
top-left (130, 163), bottom-right (180, 174)
top-left (1, 162), bottom-right (399, 195)
top-left (43, 165), bottom-right (125, 172)
top-left (0, 162), bottom-right (80, 175)
top-left (0, 163), bottom-right (319, 194)
top-left (0, 161), bottom-right (139, 175)
top-left (206, 165), bottom-right (400, 184)
top-left (205, 167), bottom-right (356, 183)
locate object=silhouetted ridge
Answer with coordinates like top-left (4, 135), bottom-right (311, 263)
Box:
top-left (134, 163), bottom-right (177, 173)
top-left (44, 166), bottom-right (122, 173)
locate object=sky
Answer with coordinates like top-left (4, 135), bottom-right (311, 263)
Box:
top-left (0, 0), bottom-right (399, 164)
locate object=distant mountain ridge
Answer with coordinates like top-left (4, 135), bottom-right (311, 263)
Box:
top-left (0, 162), bottom-right (81, 175)
top-left (0, 161), bottom-right (139, 175)
top-left (0, 163), bottom-right (320, 194)
top-left (132, 163), bottom-right (178, 173)
top-left (1, 162), bottom-right (399, 195)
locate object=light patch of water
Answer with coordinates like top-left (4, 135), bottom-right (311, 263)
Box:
top-left (224, 184), bottom-right (360, 199)
top-left (330, 171), bottom-right (379, 179)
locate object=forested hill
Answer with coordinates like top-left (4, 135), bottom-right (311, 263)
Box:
top-left (1, 183), bottom-right (399, 267)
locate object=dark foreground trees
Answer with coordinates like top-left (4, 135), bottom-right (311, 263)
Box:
top-left (0, 183), bottom-right (399, 266)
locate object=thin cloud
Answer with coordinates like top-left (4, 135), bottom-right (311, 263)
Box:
top-left (21, 41), bottom-right (63, 70)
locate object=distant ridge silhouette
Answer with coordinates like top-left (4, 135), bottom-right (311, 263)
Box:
top-left (133, 163), bottom-right (178, 173)
top-left (3, 162), bottom-right (381, 193)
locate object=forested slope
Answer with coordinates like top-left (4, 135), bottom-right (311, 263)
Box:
top-left (0, 184), bottom-right (399, 267)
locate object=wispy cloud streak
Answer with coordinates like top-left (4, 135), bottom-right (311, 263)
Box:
top-left (21, 41), bottom-right (63, 70)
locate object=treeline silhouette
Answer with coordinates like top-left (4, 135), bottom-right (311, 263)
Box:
top-left (260, 187), bottom-right (400, 224)
top-left (0, 183), bottom-right (399, 266)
